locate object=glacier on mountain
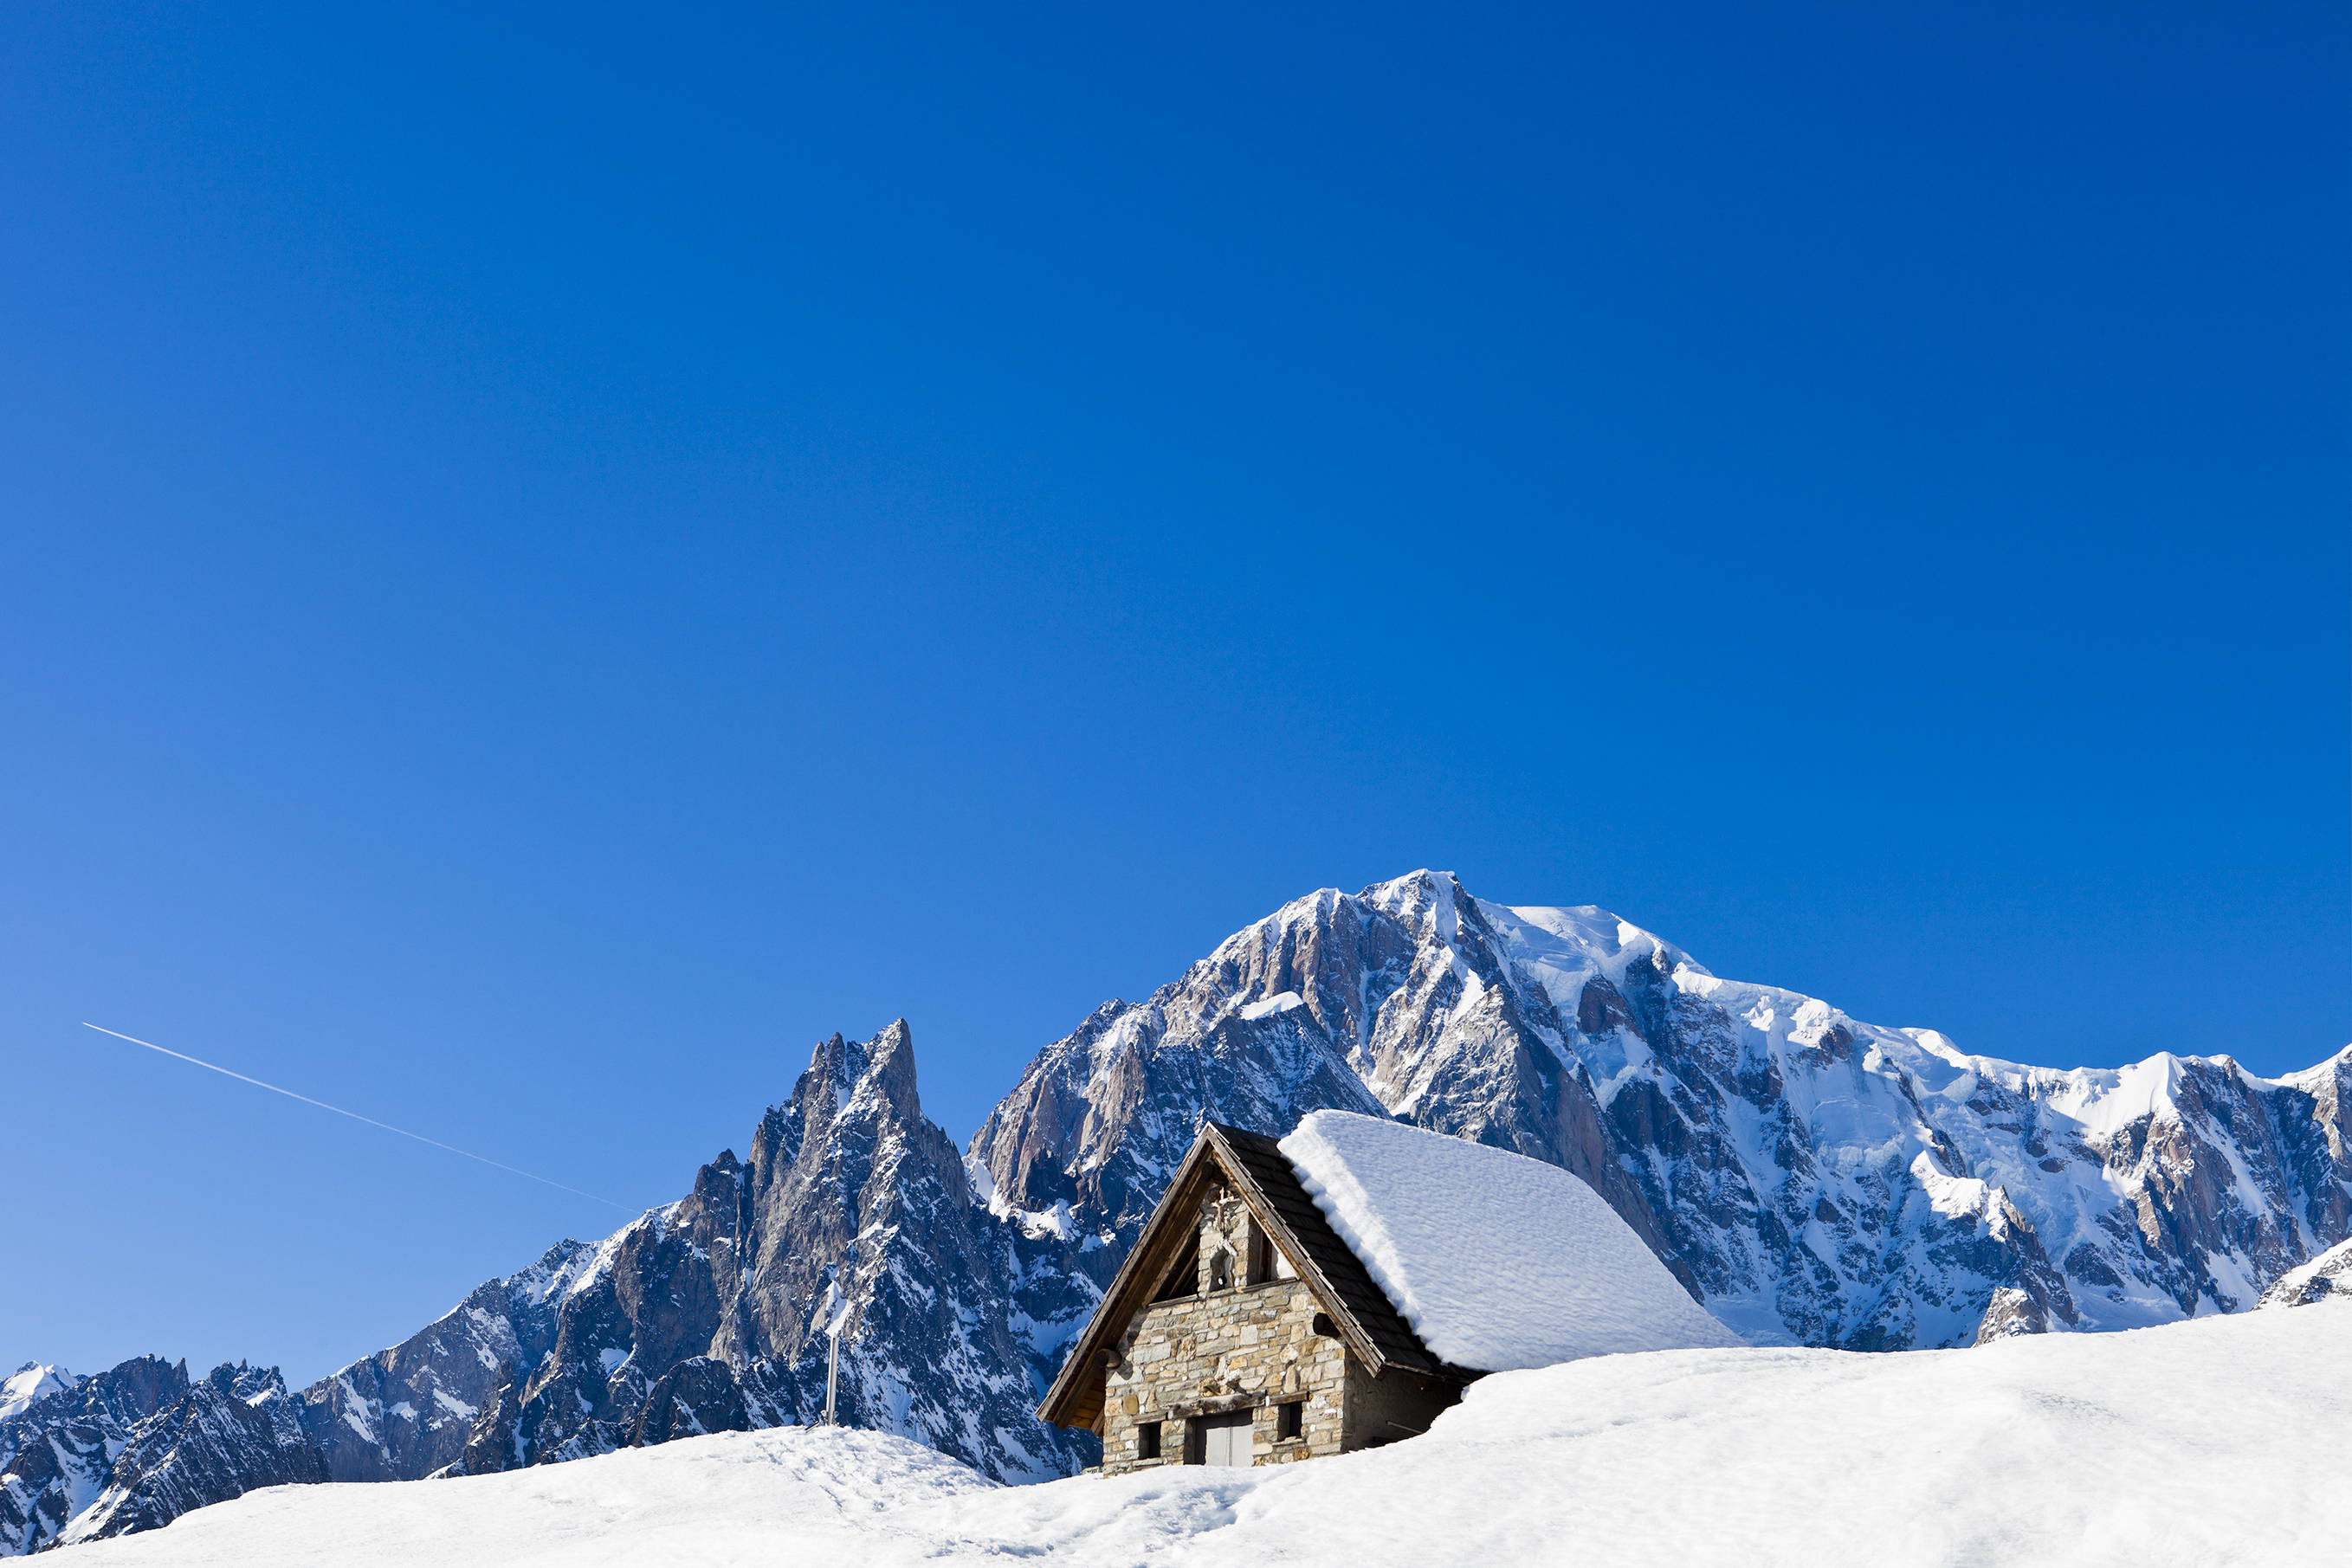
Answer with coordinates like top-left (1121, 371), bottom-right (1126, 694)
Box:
top-left (972, 870), bottom-right (2352, 1352)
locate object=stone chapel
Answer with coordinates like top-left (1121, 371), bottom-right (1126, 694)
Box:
top-left (1036, 1121), bottom-right (1471, 1471)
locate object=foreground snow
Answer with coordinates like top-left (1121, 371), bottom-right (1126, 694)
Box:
top-left (1280, 1109), bottom-right (1741, 1368)
top-left (71, 1300), bottom-right (2348, 1567)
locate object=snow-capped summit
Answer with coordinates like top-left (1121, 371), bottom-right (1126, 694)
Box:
top-left (0, 1364), bottom-right (77, 1423)
top-left (973, 869), bottom-right (2352, 1352)
top-left (310, 1019), bottom-right (1084, 1491)
top-left (0, 1357), bottom-right (318, 1555)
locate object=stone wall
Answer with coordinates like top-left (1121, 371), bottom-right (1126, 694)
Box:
top-left (1099, 1200), bottom-right (1344, 1474)
top-left (1095, 1189), bottom-right (1466, 1474)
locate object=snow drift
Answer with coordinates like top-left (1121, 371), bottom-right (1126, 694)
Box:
top-left (66, 1298), bottom-right (2352, 1568)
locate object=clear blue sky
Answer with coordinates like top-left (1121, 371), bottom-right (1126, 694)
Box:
top-left (4, 1), bottom-right (2345, 1384)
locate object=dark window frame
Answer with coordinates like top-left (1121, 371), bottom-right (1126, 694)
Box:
top-left (1153, 1239), bottom-right (1201, 1302)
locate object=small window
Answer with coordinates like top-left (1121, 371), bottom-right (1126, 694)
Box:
top-left (1208, 1249), bottom-right (1232, 1291)
top-left (1276, 1401), bottom-right (1302, 1442)
top-left (1153, 1241), bottom-right (1199, 1302)
top-left (1137, 1421), bottom-right (1161, 1461)
top-left (1311, 1312), bottom-right (1336, 1339)
top-left (1247, 1229), bottom-right (1276, 1285)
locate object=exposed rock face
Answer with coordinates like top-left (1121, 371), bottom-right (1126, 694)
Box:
top-left (972, 871), bottom-right (2352, 1352)
top-left (1972, 1287), bottom-right (2050, 1344)
top-left (295, 1240), bottom-right (598, 1483)
top-left (56, 1365), bottom-right (326, 1548)
top-left (0, 1356), bottom-right (323, 1555)
top-left (433, 1022), bottom-right (1087, 1484)
top-left (0, 1356), bottom-right (187, 1555)
top-left (2260, 1237), bottom-right (2352, 1307)
top-left (294, 1024), bottom-right (1087, 1492)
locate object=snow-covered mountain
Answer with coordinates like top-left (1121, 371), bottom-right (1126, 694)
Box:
top-left (17, 869), bottom-right (2349, 1550)
top-left (3, 1358), bottom-right (176, 1554)
top-left (56, 1367), bottom-right (324, 1550)
top-left (302, 1021), bottom-right (1086, 1490)
top-left (294, 1238), bottom-right (598, 1483)
top-left (0, 1370), bottom-right (78, 1426)
top-left (0, 1358), bottom-right (318, 1556)
top-left (10, 1022), bottom-right (1086, 1552)
top-left (973, 870), bottom-right (2352, 1350)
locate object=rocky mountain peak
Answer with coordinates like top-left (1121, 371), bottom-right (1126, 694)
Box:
top-left (1356, 866), bottom-right (1462, 929)
top-left (1, 1352), bottom-right (323, 1556)
top-left (970, 871), bottom-right (2352, 1352)
top-left (214, 1016), bottom-right (1088, 1519)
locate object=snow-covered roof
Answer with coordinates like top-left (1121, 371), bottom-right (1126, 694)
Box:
top-left (1278, 1111), bottom-right (1742, 1372)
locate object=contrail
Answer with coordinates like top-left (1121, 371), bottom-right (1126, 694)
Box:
top-left (81, 1023), bottom-right (629, 1210)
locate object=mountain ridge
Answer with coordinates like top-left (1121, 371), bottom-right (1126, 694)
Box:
top-left (970, 869), bottom-right (2351, 1349)
top-left (13, 868), bottom-right (2347, 1550)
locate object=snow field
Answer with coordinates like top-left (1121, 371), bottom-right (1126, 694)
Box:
top-left (71, 1297), bottom-right (2349, 1568)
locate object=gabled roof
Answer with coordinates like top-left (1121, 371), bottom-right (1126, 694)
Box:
top-left (1037, 1121), bottom-right (1454, 1433)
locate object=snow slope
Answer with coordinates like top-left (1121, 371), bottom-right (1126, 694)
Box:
top-left (69, 1299), bottom-right (2351, 1568)
top-left (1278, 1110), bottom-right (1742, 1369)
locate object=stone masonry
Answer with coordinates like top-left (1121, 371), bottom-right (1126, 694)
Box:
top-left (1097, 1191), bottom-right (1452, 1474)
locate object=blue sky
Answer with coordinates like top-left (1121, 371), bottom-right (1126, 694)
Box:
top-left (3, 1), bottom-right (2345, 1384)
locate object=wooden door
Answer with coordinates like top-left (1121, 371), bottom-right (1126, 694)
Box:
top-left (1195, 1410), bottom-right (1253, 1467)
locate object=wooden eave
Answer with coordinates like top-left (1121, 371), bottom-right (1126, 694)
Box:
top-left (1036, 1121), bottom-right (1457, 1433)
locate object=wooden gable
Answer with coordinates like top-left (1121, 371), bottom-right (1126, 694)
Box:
top-left (1037, 1121), bottom-right (1453, 1433)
